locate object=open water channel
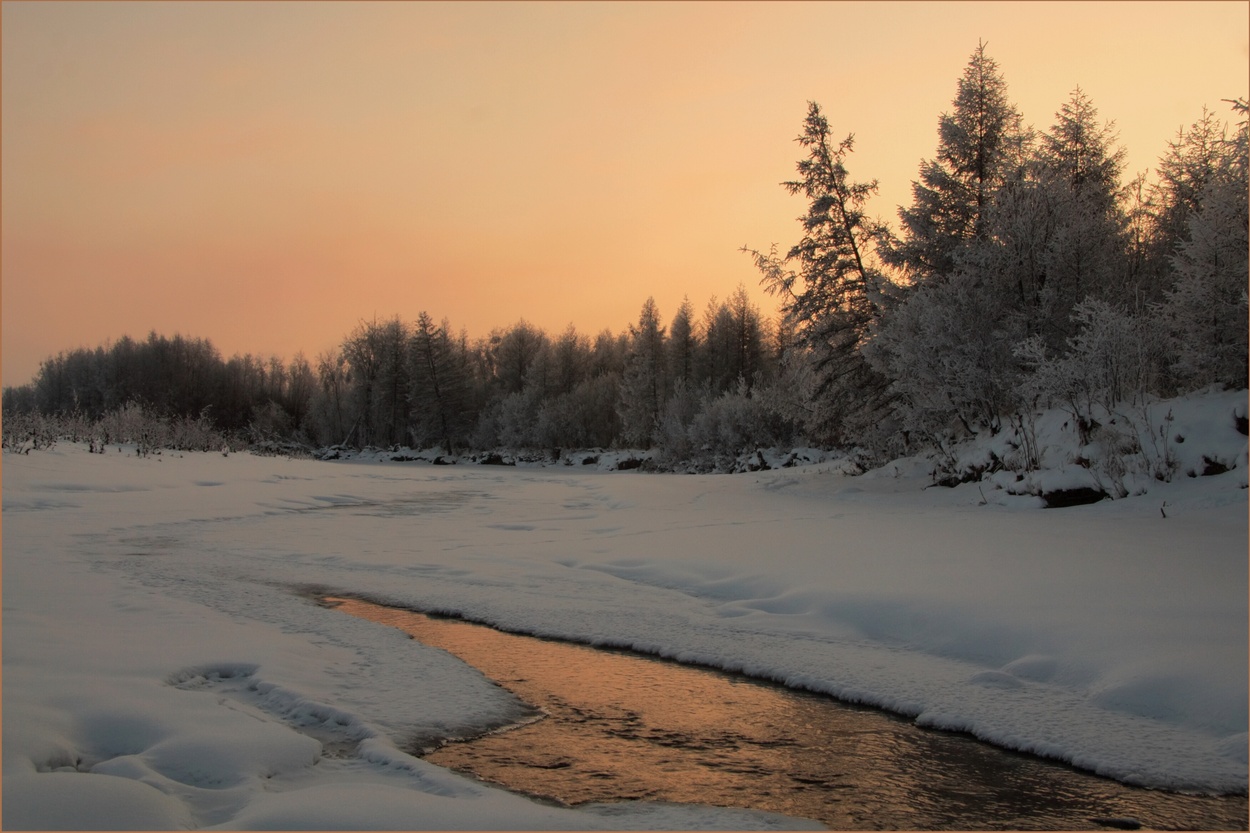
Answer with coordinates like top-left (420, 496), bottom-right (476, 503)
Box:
top-left (325, 596), bottom-right (1247, 831)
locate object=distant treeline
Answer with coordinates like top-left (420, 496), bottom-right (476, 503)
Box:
top-left (5, 45), bottom-right (1247, 474)
top-left (3, 332), bottom-right (310, 434)
top-left (2, 287), bottom-right (799, 467)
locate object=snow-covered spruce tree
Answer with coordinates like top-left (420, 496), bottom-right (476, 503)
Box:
top-left (746, 102), bottom-right (896, 450)
top-left (617, 297), bottom-right (668, 447)
top-left (954, 89), bottom-right (1131, 355)
top-left (1032, 88), bottom-right (1133, 318)
top-left (866, 45), bottom-right (1029, 448)
top-left (880, 42), bottom-right (1030, 285)
top-left (1162, 98), bottom-right (1249, 391)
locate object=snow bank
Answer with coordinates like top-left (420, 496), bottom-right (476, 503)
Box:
top-left (3, 391), bottom-right (1246, 828)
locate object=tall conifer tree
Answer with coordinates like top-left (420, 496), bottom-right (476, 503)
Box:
top-left (747, 101), bottom-right (894, 447)
top-left (883, 43), bottom-right (1028, 283)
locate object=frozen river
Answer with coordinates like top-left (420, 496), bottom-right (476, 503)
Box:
top-left (332, 596), bottom-right (1249, 831)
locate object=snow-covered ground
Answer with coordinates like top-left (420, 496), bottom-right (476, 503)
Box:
top-left (3, 390), bottom-right (1247, 829)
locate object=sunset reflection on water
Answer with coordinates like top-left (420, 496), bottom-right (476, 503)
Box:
top-left (326, 596), bottom-right (1247, 831)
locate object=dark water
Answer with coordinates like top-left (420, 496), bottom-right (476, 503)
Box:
top-left (325, 596), bottom-right (1248, 831)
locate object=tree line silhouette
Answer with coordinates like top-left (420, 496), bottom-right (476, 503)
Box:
top-left (5, 45), bottom-right (1246, 474)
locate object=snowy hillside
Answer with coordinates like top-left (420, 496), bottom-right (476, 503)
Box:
top-left (2, 390), bottom-right (1246, 829)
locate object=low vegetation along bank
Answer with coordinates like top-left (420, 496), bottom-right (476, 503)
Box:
top-left (4, 388), bottom-right (1246, 511)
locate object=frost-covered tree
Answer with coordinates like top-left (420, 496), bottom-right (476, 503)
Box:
top-left (341, 317), bottom-right (411, 447)
top-left (589, 328), bottom-right (628, 379)
top-left (1041, 88), bottom-right (1125, 200)
top-left (1033, 88), bottom-right (1132, 310)
top-left (489, 320), bottom-right (548, 397)
top-left (547, 325), bottom-right (591, 398)
top-left (697, 296), bottom-right (735, 393)
top-left (867, 267), bottom-right (1023, 443)
top-left (726, 283), bottom-right (769, 388)
top-left (697, 287), bottom-right (768, 394)
top-left (667, 296), bottom-right (697, 388)
top-left (523, 324), bottom-right (615, 449)
top-left (617, 297), bottom-right (668, 446)
top-left (746, 101), bottom-right (895, 447)
top-left (687, 377), bottom-right (779, 469)
top-left (871, 88), bottom-right (1148, 450)
top-left (1153, 99), bottom-right (1249, 391)
top-left (653, 379), bottom-right (702, 466)
top-left (536, 374), bottom-right (620, 450)
top-left (955, 90), bottom-right (1130, 350)
top-left (1162, 114), bottom-right (1249, 389)
top-left (376, 319), bottom-right (412, 447)
top-left (1151, 107), bottom-right (1233, 268)
top-left (1015, 298), bottom-right (1168, 446)
top-left (882, 42), bottom-right (1029, 284)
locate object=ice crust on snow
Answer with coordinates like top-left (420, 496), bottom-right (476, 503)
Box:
top-left (2, 390), bottom-right (1247, 828)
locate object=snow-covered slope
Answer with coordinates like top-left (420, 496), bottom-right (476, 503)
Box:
top-left (3, 391), bottom-right (1246, 829)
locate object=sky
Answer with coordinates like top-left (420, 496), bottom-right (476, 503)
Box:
top-left (2, 1), bottom-right (1247, 387)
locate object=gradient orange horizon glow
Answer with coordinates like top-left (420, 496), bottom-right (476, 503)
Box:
top-left (3, 1), bottom-right (1247, 387)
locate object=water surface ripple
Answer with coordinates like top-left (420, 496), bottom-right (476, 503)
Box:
top-left (326, 596), bottom-right (1247, 831)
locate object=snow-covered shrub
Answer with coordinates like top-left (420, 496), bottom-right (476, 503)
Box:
top-left (652, 382), bottom-right (701, 467)
top-left (473, 390), bottom-right (541, 450)
top-left (1015, 298), bottom-right (1165, 446)
top-left (688, 381), bottom-right (779, 470)
top-left (174, 409), bottom-right (231, 453)
top-left (248, 401), bottom-right (293, 445)
top-left (55, 410), bottom-right (95, 444)
top-left (869, 268), bottom-right (1022, 445)
top-left (1, 410), bottom-right (60, 452)
top-left (94, 402), bottom-right (158, 453)
top-left (533, 375), bottom-right (620, 450)
top-left (1003, 411), bottom-right (1043, 472)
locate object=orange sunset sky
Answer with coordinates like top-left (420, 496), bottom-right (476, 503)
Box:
top-left (3, 1), bottom-right (1247, 387)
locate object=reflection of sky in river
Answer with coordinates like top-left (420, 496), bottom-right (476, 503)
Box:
top-left (330, 597), bottom-right (1247, 831)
